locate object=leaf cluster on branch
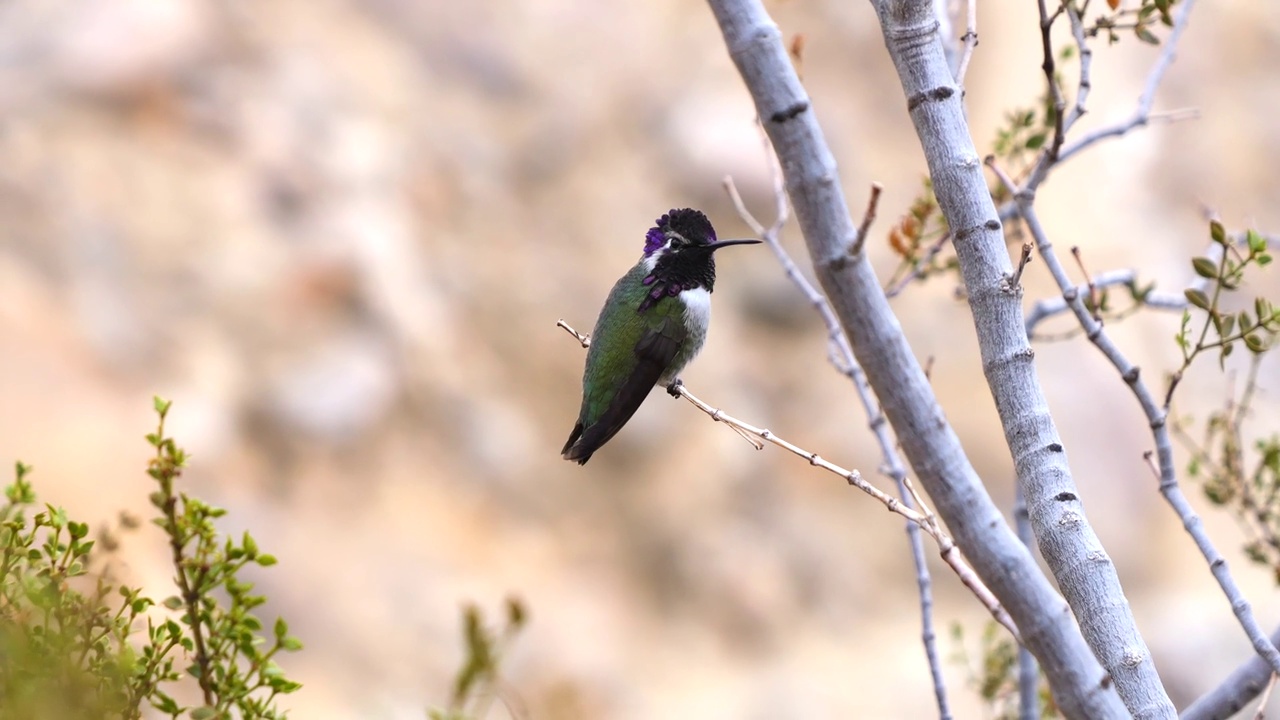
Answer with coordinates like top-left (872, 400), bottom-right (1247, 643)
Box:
top-left (0, 398), bottom-right (302, 720)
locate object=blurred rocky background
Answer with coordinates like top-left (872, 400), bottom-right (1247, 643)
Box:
top-left (0, 0), bottom-right (1278, 717)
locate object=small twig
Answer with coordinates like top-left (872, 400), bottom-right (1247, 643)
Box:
top-left (1052, 0), bottom-right (1199, 168)
top-left (1035, 0), bottom-right (1067, 161)
top-left (985, 155), bottom-right (1017, 196)
top-left (1252, 672), bottom-right (1278, 720)
top-left (729, 137), bottom-right (952, 716)
top-left (1070, 246), bottom-right (1101, 322)
top-left (1183, 625), bottom-right (1280, 720)
top-left (1013, 483), bottom-right (1040, 720)
top-left (1024, 268), bottom-right (1187, 339)
top-left (556, 319), bottom-right (590, 348)
top-left (558, 318), bottom-right (1020, 642)
top-left (1141, 450), bottom-right (1160, 480)
top-left (1062, 3), bottom-right (1094, 134)
top-left (884, 229), bottom-right (954, 299)
top-left (954, 0), bottom-right (978, 87)
top-left (1008, 243), bottom-right (1033, 291)
top-left (851, 183), bottom-right (884, 256)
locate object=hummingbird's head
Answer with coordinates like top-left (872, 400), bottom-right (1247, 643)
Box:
top-left (642, 209), bottom-right (760, 266)
top-left (637, 209), bottom-right (761, 299)
top-left (643, 208), bottom-right (717, 258)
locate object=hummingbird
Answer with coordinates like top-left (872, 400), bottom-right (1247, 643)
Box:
top-left (562, 208), bottom-right (759, 464)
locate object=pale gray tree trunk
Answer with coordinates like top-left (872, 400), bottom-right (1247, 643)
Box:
top-left (705, 0), bottom-right (1137, 717)
top-left (869, 0), bottom-right (1174, 717)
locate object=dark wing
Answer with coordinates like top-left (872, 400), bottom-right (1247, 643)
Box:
top-left (562, 319), bottom-right (683, 465)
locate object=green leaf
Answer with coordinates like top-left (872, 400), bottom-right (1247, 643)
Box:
top-left (163, 596), bottom-right (184, 611)
top-left (1247, 229), bottom-right (1266, 254)
top-left (1191, 257), bottom-right (1218, 279)
top-left (256, 554), bottom-right (277, 567)
top-left (275, 617), bottom-right (289, 640)
top-left (191, 706), bottom-right (218, 720)
top-left (1135, 25), bottom-right (1159, 44)
top-left (1025, 132), bottom-right (1047, 150)
top-left (1210, 220), bottom-right (1227, 245)
top-left (152, 692), bottom-right (180, 714)
top-left (1245, 334), bottom-right (1267, 353)
top-left (1184, 288), bottom-right (1211, 310)
top-left (153, 396), bottom-right (172, 416)
top-left (1219, 313), bottom-right (1236, 338)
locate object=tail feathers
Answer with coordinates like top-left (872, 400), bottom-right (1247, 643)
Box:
top-left (561, 422), bottom-right (593, 465)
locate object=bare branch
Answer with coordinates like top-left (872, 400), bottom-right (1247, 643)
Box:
top-left (954, 0), bottom-right (978, 87)
top-left (1054, 0), bottom-right (1199, 167)
top-left (1182, 624), bottom-right (1280, 720)
top-left (984, 152), bottom-right (1167, 714)
top-left (1070, 246), bottom-right (1101, 322)
top-left (992, 176), bottom-right (1280, 682)
top-left (556, 319), bottom-right (590, 348)
top-left (1014, 483), bottom-right (1041, 720)
top-left (1024, 269), bottom-right (1187, 338)
top-left (558, 318), bottom-right (1018, 641)
top-left (1008, 243), bottom-right (1033, 291)
top-left (1252, 673), bottom-right (1278, 720)
top-left (727, 156), bottom-right (951, 717)
top-left (1062, 3), bottom-right (1094, 133)
top-left (1035, 0), bottom-right (1067, 160)
top-left (711, 0), bottom-right (1123, 714)
top-left (851, 182), bottom-right (884, 257)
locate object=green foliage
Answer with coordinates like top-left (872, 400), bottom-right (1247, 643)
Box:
top-left (1175, 358), bottom-right (1280, 584)
top-left (148, 397), bottom-right (302, 718)
top-left (1086, 0), bottom-right (1179, 46)
top-left (0, 397), bottom-right (302, 719)
top-left (1172, 224), bottom-right (1280, 583)
top-left (950, 621), bottom-right (1060, 720)
top-left (430, 598), bottom-right (527, 720)
top-left (990, 97), bottom-right (1057, 189)
top-left (1172, 224), bottom-right (1278, 381)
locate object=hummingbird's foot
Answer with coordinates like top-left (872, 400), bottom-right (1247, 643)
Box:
top-left (665, 378), bottom-right (684, 398)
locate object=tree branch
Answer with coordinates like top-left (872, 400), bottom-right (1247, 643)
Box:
top-left (707, 0), bottom-right (1126, 716)
top-left (725, 160), bottom-right (951, 718)
top-left (1049, 0), bottom-right (1199, 171)
top-left (988, 162), bottom-right (1280, 697)
top-left (873, 0), bottom-right (1169, 714)
top-left (557, 319), bottom-right (1017, 641)
top-left (1181, 624), bottom-right (1280, 720)
top-left (1024, 268), bottom-right (1188, 339)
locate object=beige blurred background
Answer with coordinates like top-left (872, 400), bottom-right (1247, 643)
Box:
top-left (1, 0), bottom-right (1278, 717)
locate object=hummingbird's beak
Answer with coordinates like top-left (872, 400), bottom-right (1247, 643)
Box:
top-left (705, 238), bottom-right (762, 251)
